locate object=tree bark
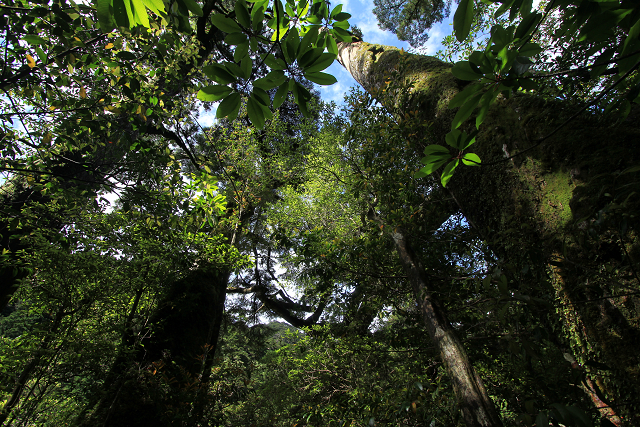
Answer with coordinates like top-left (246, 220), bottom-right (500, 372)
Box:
top-left (338, 41), bottom-right (640, 423)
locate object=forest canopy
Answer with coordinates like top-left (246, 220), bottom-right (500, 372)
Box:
top-left (1, 0), bottom-right (639, 426)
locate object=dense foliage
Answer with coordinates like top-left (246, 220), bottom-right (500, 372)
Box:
top-left (1, 0), bottom-right (640, 425)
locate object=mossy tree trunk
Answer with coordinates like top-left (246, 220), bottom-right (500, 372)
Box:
top-left (338, 41), bottom-right (640, 424)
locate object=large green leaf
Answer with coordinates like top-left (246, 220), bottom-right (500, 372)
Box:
top-left (453, 0), bottom-right (474, 42)
top-left (225, 32), bottom-right (248, 45)
top-left (97, 0), bottom-right (116, 32)
top-left (216, 92), bottom-right (241, 119)
top-left (449, 83), bottom-right (483, 109)
top-left (235, 0), bottom-right (251, 27)
top-left (518, 42), bottom-right (543, 57)
top-left (298, 47), bottom-right (323, 68)
top-left (197, 85), bottom-right (233, 101)
top-left (461, 152), bottom-right (481, 166)
top-left (452, 61), bottom-right (484, 81)
top-left (303, 71), bottom-right (337, 85)
top-left (304, 53), bottom-right (336, 73)
top-left (131, 0), bottom-right (150, 26)
top-left (23, 35), bottom-right (47, 45)
top-left (476, 88), bottom-right (498, 128)
top-left (203, 64), bottom-right (237, 84)
top-left (143, 0), bottom-right (165, 16)
top-left (179, 0), bottom-right (203, 16)
top-left (441, 159), bottom-right (459, 187)
top-left (423, 145), bottom-right (450, 156)
top-left (272, 82), bottom-right (289, 110)
top-left (451, 91), bottom-right (483, 130)
top-left (247, 96), bottom-right (266, 129)
top-left (326, 33), bottom-right (338, 55)
top-left (211, 13), bottom-right (242, 33)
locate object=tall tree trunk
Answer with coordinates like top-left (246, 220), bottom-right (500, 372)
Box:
top-left (338, 41), bottom-right (640, 423)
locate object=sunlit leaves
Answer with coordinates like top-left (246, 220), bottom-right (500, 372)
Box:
top-left (197, 85), bottom-right (233, 101)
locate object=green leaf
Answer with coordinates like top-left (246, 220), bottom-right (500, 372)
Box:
top-left (143, 0), bottom-right (165, 16)
top-left (416, 158), bottom-right (449, 177)
top-left (203, 64), bottom-right (237, 84)
top-left (453, 0), bottom-right (474, 42)
top-left (197, 85), bottom-right (233, 101)
top-left (285, 27), bottom-right (300, 62)
top-left (234, 40), bottom-right (250, 62)
top-left (462, 152), bottom-right (481, 166)
top-left (262, 53), bottom-right (286, 70)
top-left (285, 2), bottom-right (295, 17)
top-left (514, 12), bottom-right (541, 40)
top-left (449, 83), bottom-right (484, 109)
top-left (304, 53), bottom-right (336, 72)
top-left (476, 88), bottom-right (498, 128)
top-left (272, 82), bottom-right (289, 109)
top-left (334, 12), bottom-right (351, 21)
top-left (332, 19), bottom-right (349, 29)
top-left (445, 129), bottom-right (463, 149)
top-left (235, 0), bottom-right (251, 27)
top-left (329, 4), bottom-right (342, 18)
top-left (211, 13), bottom-right (242, 33)
top-left (179, 0), bottom-right (202, 17)
top-left (452, 61), bottom-right (484, 81)
top-left (35, 47), bottom-right (47, 64)
top-left (216, 92), bottom-right (241, 119)
top-left (423, 145), bottom-right (450, 156)
top-left (331, 27), bottom-right (352, 42)
top-left (225, 32), bottom-right (248, 45)
top-left (252, 87), bottom-right (270, 106)
top-left (97, 0), bottom-right (116, 32)
top-left (113, 0), bottom-right (130, 28)
top-left (512, 55), bottom-right (533, 75)
top-left (247, 96), bottom-right (266, 129)
top-left (132, 0), bottom-right (150, 26)
top-left (299, 25), bottom-right (320, 56)
top-left (240, 55), bottom-right (252, 79)
top-left (441, 160), bottom-right (459, 187)
top-left (451, 91), bottom-right (483, 130)
top-left (326, 33), bottom-right (338, 54)
top-left (622, 17), bottom-right (640, 56)
top-left (493, 0), bottom-right (515, 18)
top-left (299, 47), bottom-right (323, 68)
top-left (122, 0), bottom-right (135, 28)
top-left (303, 71), bottom-right (337, 85)
top-left (252, 5), bottom-right (265, 31)
top-left (23, 35), bottom-right (47, 45)
top-left (518, 42), bottom-right (543, 57)
top-left (535, 412), bottom-right (548, 427)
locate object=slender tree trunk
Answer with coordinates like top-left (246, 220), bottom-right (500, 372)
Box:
top-left (390, 225), bottom-right (503, 427)
top-left (338, 41), bottom-right (640, 423)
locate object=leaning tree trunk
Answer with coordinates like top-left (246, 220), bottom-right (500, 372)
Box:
top-left (338, 41), bottom-right (640, 424)
top-left (391, 228), bottom-right (504, 427)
